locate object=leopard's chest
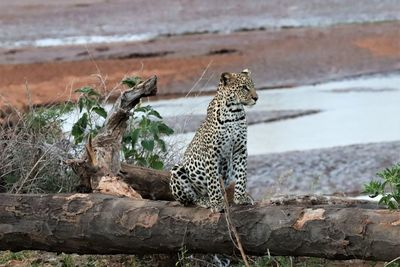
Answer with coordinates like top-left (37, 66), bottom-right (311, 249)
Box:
top-left (217, 116), bottom-right (247, 156)
top-left (184, 102), bottom-right (247, 160)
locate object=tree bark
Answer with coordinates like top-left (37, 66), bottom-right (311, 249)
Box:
top-left (1, 193), bottom-right (399, 261)
top-left (120, 163), bottom-right (173, 200)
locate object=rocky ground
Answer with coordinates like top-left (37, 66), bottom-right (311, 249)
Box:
top-left (248, 141), bottom-right (400, 199)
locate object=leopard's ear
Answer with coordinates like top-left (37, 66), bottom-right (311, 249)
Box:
top-left (220, 72), bottom-right (233, 86)
top-left (241, 69), bottom-right (251, 76)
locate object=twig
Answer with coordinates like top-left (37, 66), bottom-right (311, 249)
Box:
top-left (24, 79), bottom-right (33, 112)
top-left (185, 60), bottom-right (213, 98)
top-left (218, 176), bottom-right (250, 267)
top-left (13, 146), bottom-right (52, 194)
top-left (384, 256), bottom-right (400, 267)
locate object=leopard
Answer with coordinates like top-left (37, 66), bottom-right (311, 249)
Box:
top-left (170, 69), bottom-right (258, 212)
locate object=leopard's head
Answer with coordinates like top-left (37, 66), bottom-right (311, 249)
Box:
top-left (219, 69), bottom-right (258, 106)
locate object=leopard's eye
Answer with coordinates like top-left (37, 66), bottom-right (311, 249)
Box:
top-left (242, 85), bottom-right (249, 91)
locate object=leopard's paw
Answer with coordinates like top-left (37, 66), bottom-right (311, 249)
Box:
top-left (195, 197), bottom-right (212, 209)
top-left (195, 197), bottom-right (225, 212)
top-left (234, 193), bottom-right (254, 205)
top-left (210, 201), bottom-right (225, 213)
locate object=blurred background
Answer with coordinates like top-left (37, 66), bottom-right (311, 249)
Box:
top-left (1, 0), bottom-right (400, 199)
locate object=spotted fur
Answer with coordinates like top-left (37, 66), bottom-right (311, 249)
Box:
top-left (170, 69), bottom-right (258, 212)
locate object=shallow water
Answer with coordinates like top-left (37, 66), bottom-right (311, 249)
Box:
top-left (1, 0), bottom-right (399, 48)
top-left (7, 34), bottom-right (156, 48)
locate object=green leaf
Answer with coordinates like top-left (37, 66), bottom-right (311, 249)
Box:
top-left (150, 160), bottom-right (164, 170)
top-left (130, 128), bottom-right (141, 147)
top-left (157, 139), bottom-right (167, 152)
top-left (141, 140), bottom-right (155, 152)
top-left (78, 98), bottom-right (84, 112)
top-left (387, 200), bottom-right (398, 210)
top-left (148, 123), bottom-right (159, 136)
top-left (71, 113), bottom-right (88, 144)
top-left (134, 106), bottom-right (148, 113)
top-left (91, 106), bottom-right (107, 118)
top-left (75, 86), bottom-right (100, 96)
top-left (122, 76), bottom-right (142, 88)
top-left (136, 157), bottom-right (147, 166)
top-left (379, 195), bottom-right (388, 205)
top-left (158, 122), bottom-right (174, 135)
top-left (148, 109), bottom-right (162, 119)
top-left (393, 194), bottom-right (400, 204)
top-left (122, 134), bottom-right (131, 144)
top-left (377, 164), bottom-right (400, 183)
top-left (139, 117), bottom-right (150, 129)
top-left (85, 98), bottom-right (97, 110)
top-left (147, 154), bottom-right (164, 170)
top-left (363, 180), bottom-right (383, 198)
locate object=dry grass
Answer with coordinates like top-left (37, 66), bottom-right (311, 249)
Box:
top-left (0, 105), bottom-right (79, 194)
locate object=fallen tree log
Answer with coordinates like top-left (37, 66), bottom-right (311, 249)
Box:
top-left (120, 163), bottom-right (173, 200)
top-left (1, 193), bottom-right (399, 261)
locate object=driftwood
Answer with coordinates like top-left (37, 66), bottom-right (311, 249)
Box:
top-left (1, 193), bottom-right (399, 261)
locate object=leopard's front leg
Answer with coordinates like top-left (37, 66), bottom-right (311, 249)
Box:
top-left (232, 137), bottom-right (254, 205)
top-left (205, 152), bottom-right (224, 212)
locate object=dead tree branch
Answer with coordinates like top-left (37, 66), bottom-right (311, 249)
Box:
top-left (66, 76), bottom-right (158, 195)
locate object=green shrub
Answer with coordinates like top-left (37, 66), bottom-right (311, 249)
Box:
top-left (364, 164), bottom-right (400, 209)
top-left (61, 253), bottom-right (75, 267)
top-left (122, 105), bottom-right (174, 170)
top-left (71, 86), bottom-right (107, 144)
